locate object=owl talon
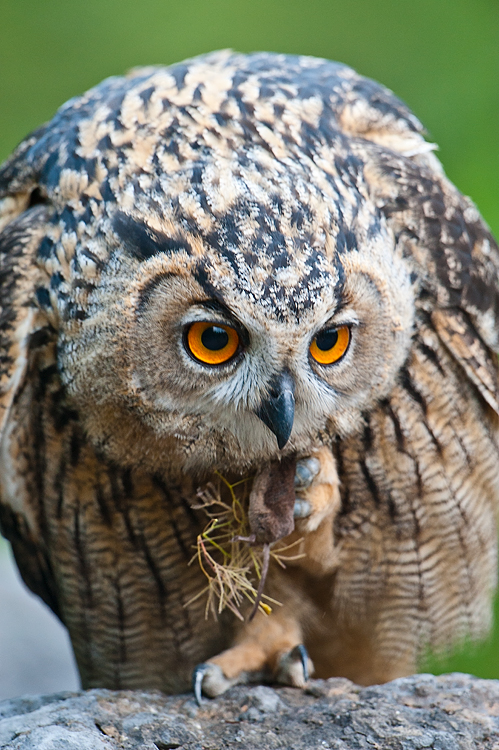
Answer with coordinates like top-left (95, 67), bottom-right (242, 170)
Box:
top-left (293, 498), bottom-right (312, 518)
top-left (296, 643), bottom-right (310, 682)
top-left (275, 643), bottom-right (313, 687)
top-left (192, 661), bottom-right (242, 703)
top-left (294, 457), bottom-right (321, 491)
top-left (192, 663), bottom-right (209, 705)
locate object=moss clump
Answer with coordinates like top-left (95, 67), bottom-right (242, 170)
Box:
top-left (186, 472), bottom-right (303, 621)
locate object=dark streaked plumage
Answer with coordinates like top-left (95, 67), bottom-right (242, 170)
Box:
top-left (1, 51), bottom-right (498, 695)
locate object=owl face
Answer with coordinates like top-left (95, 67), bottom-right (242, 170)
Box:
top-left (60, 164), bottom-right (415, 477)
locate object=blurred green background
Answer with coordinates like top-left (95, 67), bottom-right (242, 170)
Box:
top-left (1, 0), bottom-right (498, 680)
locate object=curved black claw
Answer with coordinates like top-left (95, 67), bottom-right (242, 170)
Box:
top-left (293, 644), bottom-right (310, 682)
top-left (192, 663), bottom-right (210, 706)
top-left (294, 456), bottom-right (321, 491)
top-left (275, 642), bottom-right (312, 687)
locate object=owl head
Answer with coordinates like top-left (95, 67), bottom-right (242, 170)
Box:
top-left (0, 51), bottom-right (429, 478)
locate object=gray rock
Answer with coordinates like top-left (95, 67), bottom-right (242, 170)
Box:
top-left (246, 685), bottom-right (283, 713)
top-left (1, 674), bottom-right (498, 749)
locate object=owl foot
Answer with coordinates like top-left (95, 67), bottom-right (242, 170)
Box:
top-left (192, 643), bottom-right (312, 704)
top-left (292, 447), bottom-right (340, 534)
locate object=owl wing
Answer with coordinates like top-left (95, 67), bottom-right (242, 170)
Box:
top-left (0, 123), bottom-right (53, 434)
top-left (337, 77), bottom-right (499, 408)
top-left (332, 105), bottom-right (499, 665)
top-left (431, 306), bottom-right (499, 415)
top-left (388, 150), bottom-right (499, 411)
top-left (0, 137), bottom-right (65, 615)
top-left (0, 210), bottom-right (40, 435)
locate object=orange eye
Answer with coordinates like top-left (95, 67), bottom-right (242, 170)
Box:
top-left (309, 325), bottom-right (350, 365)
top-left (186, 321), bottom-right (240, 365)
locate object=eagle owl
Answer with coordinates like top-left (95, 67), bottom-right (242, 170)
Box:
top-left (1, 51), bottom-right (499, 700)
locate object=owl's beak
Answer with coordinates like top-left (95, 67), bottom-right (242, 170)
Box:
top-left (255, 370), bottom-right (295, 449)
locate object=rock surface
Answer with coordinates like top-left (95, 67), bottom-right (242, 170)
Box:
top-left (1, 674), bottom-right (499, 749)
